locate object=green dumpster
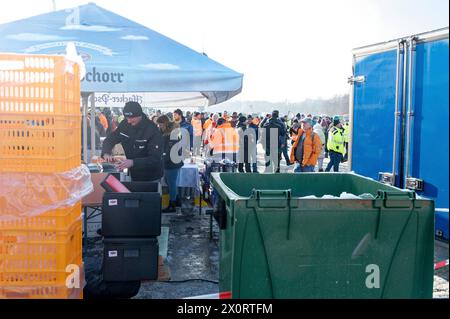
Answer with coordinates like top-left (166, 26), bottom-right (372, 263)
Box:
top-left (211, 173), bottom-right (434, 299)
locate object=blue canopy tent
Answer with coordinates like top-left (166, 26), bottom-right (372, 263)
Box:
top-left (0, 2), bottom-right (243, 160)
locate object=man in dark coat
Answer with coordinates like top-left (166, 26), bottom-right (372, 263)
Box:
top-left (101, 101), bottom-right (164, 182)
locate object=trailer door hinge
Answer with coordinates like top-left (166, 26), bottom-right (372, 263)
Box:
top-left (348, 75), bottom-right (365, 84)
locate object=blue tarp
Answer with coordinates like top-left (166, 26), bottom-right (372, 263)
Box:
top-left (0, 2), bottom-right (243, 105)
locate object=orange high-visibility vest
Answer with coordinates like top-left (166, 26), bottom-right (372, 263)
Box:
top-left (203, 118), bottom-right (213, 130)
top-left (192, 119), bottom-right (203, 137)
top-left (210, 123), bottom-right (239, 154)
top-left (99, 113), bottom-right (108, 130)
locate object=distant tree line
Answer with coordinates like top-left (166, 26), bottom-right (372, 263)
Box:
top-left (211, 94), bottom-right (350, 116)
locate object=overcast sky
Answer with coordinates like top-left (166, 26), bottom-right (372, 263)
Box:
top-left (0, 0), bottom-right (448, 102)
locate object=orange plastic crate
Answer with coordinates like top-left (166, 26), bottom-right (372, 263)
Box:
top-left (0, 201), bottom-right (82, 231)
top-left (0, 113), bottom-right (81, 173)
top-left (0, 53), bottom-right (81, 173)
top-left (0, 219), bottom-right (82, 286)
top-left (0, 263), bottom-right (85, 299)
top-left (0, 53), bottom-right (80, 115)
top-left (0, 284), bottom-right (83, 299)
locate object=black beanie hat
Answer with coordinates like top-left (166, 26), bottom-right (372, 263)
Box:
top-left (123, 101), bottom-right (143, 117)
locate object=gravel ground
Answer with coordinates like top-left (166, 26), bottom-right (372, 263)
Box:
top-left (433, 241), bottom-right (449, 299)
top-left (134, 211), bottom-right (220, 299)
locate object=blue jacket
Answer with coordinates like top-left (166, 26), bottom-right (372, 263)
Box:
top-left (180, 119), bottom-right (193, 149)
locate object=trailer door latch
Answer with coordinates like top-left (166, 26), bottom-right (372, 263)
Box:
top-left (406, 177), bottom-right (424, 191)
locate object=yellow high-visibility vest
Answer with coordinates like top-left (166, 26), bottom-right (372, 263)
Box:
top-left (327, 126), bottom-right (345, 154)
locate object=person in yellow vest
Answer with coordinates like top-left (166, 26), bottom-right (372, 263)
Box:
top-left (209, 118), bottom-right (239, 163)
top-left (191, 112), bottom-right (203, 156)
top-left (325, 116), bottom-right (345, 172)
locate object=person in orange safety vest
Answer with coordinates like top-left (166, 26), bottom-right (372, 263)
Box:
top-left (208, 117), bottom-right (239, 163)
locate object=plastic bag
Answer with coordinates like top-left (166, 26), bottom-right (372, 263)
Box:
top-left (0, 165), bottom-right (93, 221)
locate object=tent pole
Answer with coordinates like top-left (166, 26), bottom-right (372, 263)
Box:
top-left (90, 93), bottom-right (96, 161)
top-left (81, 93), bottom-right (89, 163)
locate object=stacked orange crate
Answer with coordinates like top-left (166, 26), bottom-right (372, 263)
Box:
top-left (0, 53), bottom-right (84, 298)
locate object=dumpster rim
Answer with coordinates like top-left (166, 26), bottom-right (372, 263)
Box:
top-left (210, 172), bottom-right (420, 201)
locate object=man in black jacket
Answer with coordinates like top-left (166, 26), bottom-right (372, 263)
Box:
top-left (260, 110), bottom-right (286, 173)
top-left (101, 101), bottom-right (164, 182)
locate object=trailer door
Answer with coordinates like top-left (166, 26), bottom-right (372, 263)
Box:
top-left (404, 37), bottom-right (449, 209)
top-left (350, 46), bottom-right (404, 185)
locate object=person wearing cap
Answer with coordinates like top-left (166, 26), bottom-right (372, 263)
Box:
top-left (290, 118), bottom-right (322, 172)
top-left (236, 116), bottom-right (257, 173)
top-left (325, 116), bottom-right (345, 172)
top-left (260, 110), bottom-right (286, 173)
top-left (101, 101), bottom-right (164, 182)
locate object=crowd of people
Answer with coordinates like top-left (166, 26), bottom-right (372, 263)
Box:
top-left (94, 102), bottom-right (350, 212)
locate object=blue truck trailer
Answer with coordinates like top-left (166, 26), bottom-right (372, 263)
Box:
top-left (348, 27), bottom-right (449, 242)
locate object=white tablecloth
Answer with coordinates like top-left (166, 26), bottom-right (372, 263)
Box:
top-left (177, 163), bottom-right (201, 193)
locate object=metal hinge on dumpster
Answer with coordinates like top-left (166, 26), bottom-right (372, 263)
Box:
top-left (379, 172), bottom-right (395, 186)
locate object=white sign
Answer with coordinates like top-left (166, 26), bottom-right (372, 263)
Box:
top-left (108, 250), bottom-right (118, 258)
